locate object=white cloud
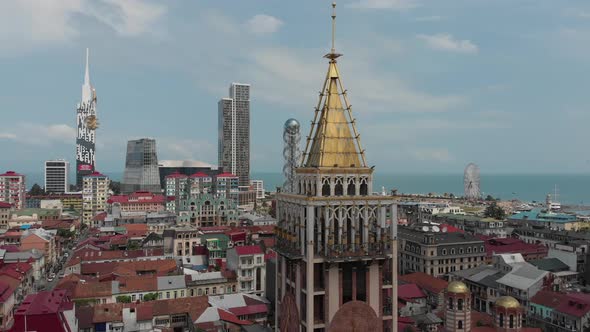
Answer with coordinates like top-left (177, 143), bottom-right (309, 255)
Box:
top-left (0, 123), bottom-right (76, 146)
top-left (0, 0), bottom-right (166, 52)
top-left (347, 0), bottom-right (420, 10)
top-left (414, 15), bottom-right (444, 22)
top-left (0, 133), bottom-right (17, 139)
top-left (411, 147), bottom-right (453, 162)
top-left (246, 14), bottom-right (283, 35)
top-left (159, 138), bottom-right (216, 163)
top-left (417, 33), bottom-right (478, 54)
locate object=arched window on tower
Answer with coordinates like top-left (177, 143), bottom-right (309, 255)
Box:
top-left (335, 183), bottom-right (343, 196)
top-left (499, 313), bottom-right (504, 327)
top-left (322, 183), bottom-right (330, 196)
top-left (448, 298), bottom-right (453, 310)
top-left (509, 315), bottom-right (514, 328)
top-left (458, 320), bottom-right (463, 329)
top-left (347, 179), bottom-right (355, 195)
top-left (360, 183), bottom-right (368, 196)
top-left (457, 298), bottom-right (463, 310)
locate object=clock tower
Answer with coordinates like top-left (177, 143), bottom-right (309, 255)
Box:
top-left (275, 3), bottom-right (398, 331)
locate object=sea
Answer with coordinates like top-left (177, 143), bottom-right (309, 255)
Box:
top-left (25, 172), bottom-right (590, 205)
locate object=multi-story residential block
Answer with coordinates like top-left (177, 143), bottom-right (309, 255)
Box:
top-left (44, 159), bottom-right (69, 194)
top-left (79, 297), bottom-right (211, 332)
top-left (107, 191), bottom-right (165, 213)
top-left (26, 193), bottom-right (83, 212)
top-left (200, 233), bottom-right (230, 261)
top-left (433, 213), bottom-right (508, 238)
top-left (164, 172), bottom-right (188, 213)
top-left (399, 223), bottom-right (486, 277)
top-left (481, 237), bottom-right (548, 264)
top-left (250, 179), bottom-right (265, 199)
top-left (0, 171), bottom-right (26, 210)
top-left (20, 228), bottom-right (58, 266)
top-left (529, 291), bottom-right (590, 332)
top-left (399, 272), bottom-right (449, 311)
top-left (184, 270), bottom-right (237, 297)
top-left (0, 280), bottom-right (16, 330)
top-left (208, 293), bottom-right (270, 325)
top-left (157, 275), bottom-right (188, 300)
top-left (510, 208), bottom-right (580, 231)
top-left (157, 159), bottom-right (218, 189)
top-left (215, 173), bottom-right (239, 199)
top-left (0, 202), bottom-right (11, 229)
top-left (226, 245), bottom-right (266, 297)
top-left (82, 171), bottom-right (109, 225)
top-left (121, 138), bottom-right (161, 194)
top-left (177, 194), bottom-right (238, 228)
top-left (218, 83), bottom-right (250, 187)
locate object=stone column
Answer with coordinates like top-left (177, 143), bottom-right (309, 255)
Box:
top-left (390, 203), bottom-right (398, 330)
top-left (324, 206), bottom-right (330, 256)
top-left (306, 205), bottom-right (315, 330)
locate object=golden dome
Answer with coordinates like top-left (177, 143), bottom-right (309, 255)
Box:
top-left (495, 296), bottom-right (520, 309)
top-left (447, 281), bottom-right (469, 294)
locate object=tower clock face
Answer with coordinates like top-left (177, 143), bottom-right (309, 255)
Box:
top-left (85, 115), bottom-right (99, 130)
top-left (280, 293), bottom-right (299, 332)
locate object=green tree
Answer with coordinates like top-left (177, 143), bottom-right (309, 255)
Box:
top-left (485, 194), bottom-right (495, 201)
top-left (116, 295), bottom-right (131, 303)
top-left (143, 293), bottom-right (158, 301)
top-left (484, 202), bottom-right (506, 220)
top-left (29, 183), bottom-right (46, 196)
top-left (57, 229), bottom-right (74, 238)
top-left (109, 181), bottom-right (121, 195)
top-left (127, 241), bottom-right (140, 250)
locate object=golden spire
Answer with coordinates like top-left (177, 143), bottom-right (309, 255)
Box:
top-left (302, 2), bottom-right (367, 169)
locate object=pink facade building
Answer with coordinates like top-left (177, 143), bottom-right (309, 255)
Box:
top-left (0, 171), bottom-right (25, 210)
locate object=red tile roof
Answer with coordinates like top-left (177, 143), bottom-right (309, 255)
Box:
top-left (555, 293), bottom-right (590, 317)
top-left (0, 202), bottom-right (12, 208)
top-left (0, 171), bottom-right (23, 177)
top-left (81, 259), bottom-right (177, 277)
top-left (16, 290), bottom-right (69, 315)
top-left (234, 245), bottom-right (263, 256)
top-left (73, 281), bottom-right (113, 299)
top-left (228, 304), bottom-right (268, 316)
top-left (0, 280), bottom-right (15, 302)
top-left (107, 192), bottom-right (165, 204)
top-left (399, 272), bottom-right (448, 294)
top-left (217, 308), bottom-right (253, 325)
top-left (530, 290), bottom-right (567, 309)
top-left (217, 173), bottom-right (237, 178)
top-left (190, 172), bottom-right (210, 178)
top-left (398, 283), bottom-right (426, 300)
top-left (86, 171), bottom-right (106, 177)
top-left (483, 237), bottom-right (548, 258)
top-left (165, 172), bottom-right (188, 179)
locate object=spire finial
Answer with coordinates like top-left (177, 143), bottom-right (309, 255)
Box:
top-left (331, 2), bottom-right (336, 54)
top-left (84, 48), bottom-right (90, 85)
top-left (325, 3), bottom-right (341, 59)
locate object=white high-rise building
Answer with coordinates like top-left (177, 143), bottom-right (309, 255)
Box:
top-left (45, 160), bottom-right (69, 194)
top-left (218, 83), bottom-right (250, 187)
top-left (250, 180), bottom-right (265, 199)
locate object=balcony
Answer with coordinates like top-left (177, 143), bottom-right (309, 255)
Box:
top-left (318, 242), bottom-right (392, 262)
top-left (274, 237), bottom-right (303, 260)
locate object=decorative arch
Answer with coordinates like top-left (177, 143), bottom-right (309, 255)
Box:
top-left (327, 301), bottom-right (381, 332)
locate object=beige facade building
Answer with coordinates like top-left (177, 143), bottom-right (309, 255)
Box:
top-left (82, 171), bottom-right (110, 225)
top-left (275, 6), bottom-right (398, 331)
top-left (399, 224), bottom-right (486, 278)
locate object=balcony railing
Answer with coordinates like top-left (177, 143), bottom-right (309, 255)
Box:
top-left (318, 243), bottom-right (392, 262)
top-left (274, 238), bottom-right (303, 259)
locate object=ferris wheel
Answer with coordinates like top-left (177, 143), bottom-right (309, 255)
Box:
top-left (464, 163), bottom-right (480, 200)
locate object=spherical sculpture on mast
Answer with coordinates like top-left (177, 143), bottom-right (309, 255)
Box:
top-left (283, 118), bottom-right (301, 193)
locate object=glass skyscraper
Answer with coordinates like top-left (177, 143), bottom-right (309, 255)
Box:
top-left (121, 138), bottom-right (161, 194)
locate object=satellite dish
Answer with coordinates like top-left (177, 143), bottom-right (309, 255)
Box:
top-left (432, 226), bottom-right (440, 233)
top-left (442, 227), bottom-right (448, 233)
top-left (422, 226), bottom-right (429, 232)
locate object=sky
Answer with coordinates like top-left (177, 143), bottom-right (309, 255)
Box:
top-left (1, 0), bottom-right (590, 175)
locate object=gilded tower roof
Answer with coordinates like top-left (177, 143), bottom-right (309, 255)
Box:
top-left (302, 3), bottom-right (367, 169)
